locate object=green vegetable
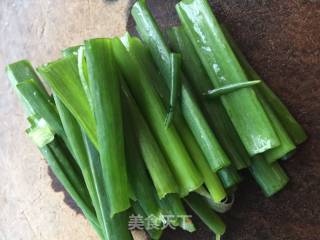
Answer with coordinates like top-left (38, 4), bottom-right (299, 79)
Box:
top-left (167, 26), bottom-right (251, 170)
top-left (218, 166), bottom-right (242, 190)
top-left (165, 53), bottom-right (181, 126)
top-left (132, 0), bottom-right (231, 172)
top-left (53, 95), bottom-right (107, 236)
top-left (250, 155), bottom-right (289, 197)
top-left (112, 37), bottom-right (203, 196)
top-left (204, 80), bottom-right (261, 98)
top-left (82, 132), bottom-right (133, 240)
top-left (132, 201), bottom-right (163, 240)
top-left (123, 103), bottom-right (162, 220)
top-left (6, 60), bottom-right (48, 115)
top-left (176, 0), bottom-right (280, 156)
top-left (40, 141), bottom-right (103, 238)
top-left (159, 193), bottom-right (195, 232)
top-left (122, 81), bottom-right (179, 198)
top-left (185, 193), bottom-right (226, 238)
top-left (126, 36), bottom-right (226, 202)
top-left (37, 55), bottom-right (97, 147)
top-left (16, 80), bottom-right (68, 145)
top-left (84, 38), bottom-right (130, 216)
top-left (221, 25), bottom-right (307, 145)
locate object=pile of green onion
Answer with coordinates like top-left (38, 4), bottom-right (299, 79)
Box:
top-left (6, 0), bottom-right (307, 239)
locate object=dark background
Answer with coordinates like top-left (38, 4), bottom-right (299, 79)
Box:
top-left (126, 1), bottom-right (320, 239)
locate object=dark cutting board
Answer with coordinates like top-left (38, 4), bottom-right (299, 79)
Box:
top-left (126, 1), bottom-right (320, 240)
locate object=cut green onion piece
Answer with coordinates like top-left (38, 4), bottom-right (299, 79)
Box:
top-left (6, 60), bottom-right (48, 115)
top-left (123, 104), bottom-right (162, 220)
top-left (40, 142), bottom-right (103, 238)
top-left (165, 53), bottom-right (181, 127)
top-left (53, 95), bottom-right (107, 237)
top-left (159, 193), bottom-right (195, 232)
top-left (132, 1), bottom-right (231, 172)
top-left (258, 92), bottom-right (296, 163)
top-left (122, 82), bottom-right (179, 198)
top-left (176, 0), bottom-right (280, 156)
top-left (204, 80), bottom-right (261, 98)
top-left (16, 79), bottom-right (67, 142)
top-left (113, 37), bottom-right (203, 196)
top-left (127, 36), bottom-right (226, 202)
top-left (185, 193), bottom-right (226, 237)
top-left (220, 25), bottom-right (307, 145)
top-left (84, 38), bottom-right (130, 216)
top-left (218, 166), bottom-right (242, 190)
top-left (250, 155), bottom-right (289, 197)
top-left (26, 117), bottom-right (54, 148)
top-left (132, 201), bottom-right (163, 240)
top-left (82, 132), bottom-right (133, 240)
top-left (37, 55), bottom-right (97, 147)
top-left (167, 26), bottom-right (251, 170)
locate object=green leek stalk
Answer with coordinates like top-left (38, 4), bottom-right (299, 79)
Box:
top-left (82, 133), bottom-right (133, 240)
top-left (84, 38), bottom-right (130, 216)
top-left (127, 36), bottom-right (226, 202)
top-left (176, 0), bottom-right (280, 156)
top-left (217, 166), bottom-right (242, 189)
top-left (40, 141), bottom-right (103, 238)
top-left (53, 95), bottom-right (108, 237)
top-left (7, 61), bottom-right (102, 237)
top-left (158, 193), bottom-right (195, 232)
top-left (123, 103), bottom-right (162, 220)
top-left (122, 82), bottom-right (179, 198)
top-left (220, 25), bottom-right (306, 145)
top-left (167, 26), bottom-right (251, 170)
top-left (132, 202), bottom-right (163, 240)
top-left (112, 37), bottom-right (203, 196)
top-left (6, 60), bottom-right (48, 115)
top-left (131, 0), bottom-right (231, 172)
top-left (185, 193), bottom-right (226, 238)
top-left (250, 155), bottom-right (289, 197)
top-left (256, 91), bottom-right (296, 163)
top-left (37, 55), bottom-right (97, 147)
top-left (204, 81), bottom-right (261, 98)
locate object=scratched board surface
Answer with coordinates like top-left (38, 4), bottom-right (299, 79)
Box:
top-left (127, 0), bottom-right (320, 240)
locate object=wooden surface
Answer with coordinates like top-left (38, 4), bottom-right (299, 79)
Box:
top-left (0, 1), bottom-right (129, 239)
top-left (1, 0), bottom-right (319, 240)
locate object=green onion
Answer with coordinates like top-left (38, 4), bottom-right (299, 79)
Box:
top-left (165, 53), bottom-right (181, 126)
top-left (84, 38), bottom-right (130, 216)
top-left (53, 95), bottom-right (108, 237)
top-left (250, 155), bottom-right (289, 197)
top-left (185, 193), bottom-right (226, 238)
top-left (82, 132), bottom-right (133, 240)
top-left (176, 0), bottom-right (280, 156)
top-left (204, 80), bottom-right (261, 98)
top-left (220, 25), bottom-right (307, 145)
top-left (37, 55), bottom-right (97, 147)
top-left (40, 142), bottom-right (103, 238)
top-left (167, 26), bottom-right (251, 170)
top-left (6, 60), bottom-right (48, 115)
top-left (16, 79), bottom-right (68, 144)
top-left (132, 201), bottom-right (163, 240)
top-left (112, 37), bottom-right (203, 196)
top-left (217, 166), bottom-right (242, 190)
top-left (159, 193), bottom-right (195, 232)
top-left (131, 0), bottom-right (231, 172)
top-left (122, 82), bottom-right (179, 198)
top-left (126, 36), bottom-right (226, 202)
top-left (123, 102), bottom-right (162, 220)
